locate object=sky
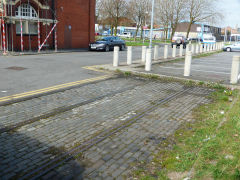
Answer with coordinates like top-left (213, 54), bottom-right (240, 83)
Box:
top-left (217, 0), bottom-right (240, 28)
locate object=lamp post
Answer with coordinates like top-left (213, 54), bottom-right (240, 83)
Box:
top-left (149, 0), bottom-right (155, 50)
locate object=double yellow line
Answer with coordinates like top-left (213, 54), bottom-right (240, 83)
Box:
top-left (0, 75), bottom-right (109, 103)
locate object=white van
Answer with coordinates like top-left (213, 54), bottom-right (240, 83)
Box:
top-left (119, 32), bottom-right (133, 38)
top-left (201, 34), bottom-right (216, 44)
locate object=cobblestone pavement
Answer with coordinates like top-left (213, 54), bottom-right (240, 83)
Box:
top-left (0, 77), bottom-right (214, 179)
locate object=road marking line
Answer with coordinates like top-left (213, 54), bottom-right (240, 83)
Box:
top-left (0, 75), bottom-right (109, 103)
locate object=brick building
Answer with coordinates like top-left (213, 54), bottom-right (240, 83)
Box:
top-left (0, 0), bottom-right (95, 52)
top-left (175, 22), bottom-right (222, 40)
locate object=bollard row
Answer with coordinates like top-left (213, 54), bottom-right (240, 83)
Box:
top-left (113, 42), bottom-right (224, 74)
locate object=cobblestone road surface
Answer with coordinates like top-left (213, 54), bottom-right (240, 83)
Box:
top-left (0, 76), bottom-right (214, 179)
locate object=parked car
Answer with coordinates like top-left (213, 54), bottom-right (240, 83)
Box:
top-left (171, 35), bottom-right (188, 48)
top-left (223, 42), bottom-right (240, 52)
top-left (102, 31), bottom-right (109, 36)
top-left (89, 36), bottom-right (126, 52)
top-left (119, 32), bottom-right (133, 38)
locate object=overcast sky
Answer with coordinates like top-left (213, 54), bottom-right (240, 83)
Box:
top-left (217, 0), bottom-right (240, 28)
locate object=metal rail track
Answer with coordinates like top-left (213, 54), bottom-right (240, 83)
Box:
top-left (19, 87), bottom-right (191, 180)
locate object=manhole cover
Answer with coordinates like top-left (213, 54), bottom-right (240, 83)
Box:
top-left (6, 66), bottom-right (27, 71)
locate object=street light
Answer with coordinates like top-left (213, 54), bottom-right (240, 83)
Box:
top-left (149, 0), bottom-right (155, 49)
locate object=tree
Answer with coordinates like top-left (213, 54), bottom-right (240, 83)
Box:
top-left (156, 0), bottom-right (186, 40)
top-left (98, 0), bottom-right (127, 36)
top-left (185, 0), bottom-right (221, 38)
top-left (128, 0), bottom-right (151, 39)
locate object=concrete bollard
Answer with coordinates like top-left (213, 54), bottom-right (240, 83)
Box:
top-left (186, 44), bottom-right (190, 52)
top-left (203, 44), bottom-right (207, 53)
top-left (196, 44), bottom-right (199, 54)
top-left (191, 44), bottom-right (195, 54)
top-left (154, 45), bottom-right (159, 60)
top-left (207, 44), bottom-right (210, 52)
top-left (113, 46), bottom-right (119, 67)
top-left (127, 46), bottom-right (133, 65)
top-left (213, 43), bottom-right (216, 51)
top-left (179, 44), bottom-right (183, 57)
top-left (230, 56), bottom-right (240, 84)
top-left (164, 45), bottom-right (168, 59)
top-left (142, 46), bottom-right (147, 63)
top-left (200, 44), bottom-right (203, 53)
top-left (172, 45), bottom-right (177, 58)
top-left (145, 48), bottom-right (152, 71)
top-left (184, 51), bottom-right (192, 77)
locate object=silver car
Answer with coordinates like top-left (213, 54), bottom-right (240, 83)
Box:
top-left (223, 42), bottom-right (240, 52)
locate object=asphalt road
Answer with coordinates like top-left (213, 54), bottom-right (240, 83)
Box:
top-left (0, 46), bottom-right (179, 97)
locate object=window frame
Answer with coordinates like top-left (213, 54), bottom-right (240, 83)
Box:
top-left (15, 3), bottom-right (38, 19)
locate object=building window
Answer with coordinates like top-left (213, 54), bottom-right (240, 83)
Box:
top-left (16, 21), bottom-right (38, 35)
top-left (15, 4), bottom-right (38, 35)
top-left (15, 4), bottom-right (38, 18)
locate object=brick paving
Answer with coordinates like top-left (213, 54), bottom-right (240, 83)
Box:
top-left (0, 77), bottom-right (214, 179)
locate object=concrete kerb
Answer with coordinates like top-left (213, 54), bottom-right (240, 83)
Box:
top-left (93, 63), bottom-right (240, 90)
top-left (0, 49), bottom-right (89, 57)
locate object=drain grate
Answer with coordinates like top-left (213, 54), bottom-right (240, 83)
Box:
top-left (6, 66), bottom-right (27, 71)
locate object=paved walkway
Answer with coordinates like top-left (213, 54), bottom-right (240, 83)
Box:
top-left (137, 52), bottom-right (239, 85)
top-left (0, 76), bottom-right (213, 179)
top-left (98, 51), bottom-right (240, 86)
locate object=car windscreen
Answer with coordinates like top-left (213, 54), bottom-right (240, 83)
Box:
top-left (204, 38), bottom-right (214, 41)
top-left (99, 37), bottom-right (111, 41)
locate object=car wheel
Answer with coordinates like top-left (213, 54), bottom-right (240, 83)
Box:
top-left (105, 45), bottom-right (110, 52)
top-left (120, 44), bottom-right (125, 51)
top-left (226, 47), bottom-right (231, 52)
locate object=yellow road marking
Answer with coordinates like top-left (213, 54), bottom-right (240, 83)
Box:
top-left (83, 66), bottom-right (108, 73)
top-left (0, 75), bottom-right (109, 103)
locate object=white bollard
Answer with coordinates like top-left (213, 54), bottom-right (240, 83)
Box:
top-left (203, 44), bottom-right (207, 53)
top-left (200, 44), bottom-right (203, 53)
top-left (207, 44), bottom-right (210, 52)
top-left (186, 44), bottom-right (190, 52)
top-left (172, 45), bottom-right (177, 58)
top-left (127, 46), bottom-right (132, 65)
top-left (145, 48), bottom-right (152, 71)
top-left (164, 45), bottom-right (168, 59)
top-left (230, 56), bottom-right (240, 84)
top-left (179, 44), bottom-right (183, 57)
top-left (113, 46), bottom-right (119, 67)
top-left (154, 45), bottom-right (159, 60)
top-left (184, 51), bottom-right (192, 77)
top-left (191, 44), bottom-right (195, 54)
top-left (142, 46), bottom-right (147, 63)
top-left (196, 44), bottom-right (199, 54)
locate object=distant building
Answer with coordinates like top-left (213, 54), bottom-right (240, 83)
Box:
top-left (0, 0), bottom-right (95, 52)
top-left (175, 22), bottom-right (222, 40)
top-left (221, 26), bottom-right (240, 41)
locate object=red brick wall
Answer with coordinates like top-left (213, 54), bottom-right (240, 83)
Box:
top-left (2, 0), bottom-right (95, 51)
top-left (56, 0), bottom-right (95, 49)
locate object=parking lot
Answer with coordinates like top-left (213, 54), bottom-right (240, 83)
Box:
top-left (138, 51), bottom-right (240, 85)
